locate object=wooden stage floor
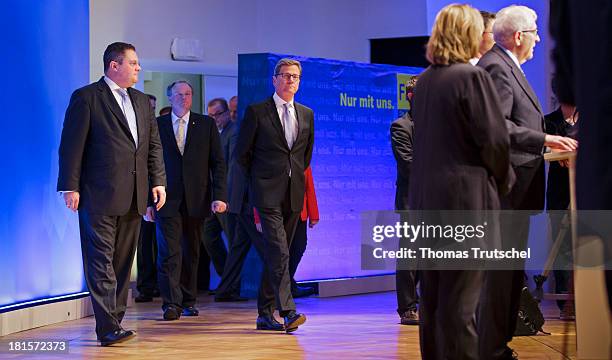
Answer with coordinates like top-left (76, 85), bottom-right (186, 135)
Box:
top-left (1, 291), bottom-right (575, 359)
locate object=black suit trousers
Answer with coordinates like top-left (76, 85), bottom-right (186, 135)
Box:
top-left (419, 270), bottom-right (483, 360)
top-left (234, 212), bottom-right (276, 316)
top-left (202, 213), bottom-right (228, 276)
top-left (156, 203), bottom-right (204, 309)
top-left (396, 213), bottom-right (419, 313)
top-left (136, 219), bottom-right (158, 295)
top-left (78, 203), bottom-right (140, 339)
top-left (216, 213), bottom-right (251, 298)
top-left (396, 270), bottom-right (419, 314)
top-left (478, 213), bottom-right (530, 359)
top-left (289, 219), bottom-right (308, 290)
top-left (255, 190), bottom-right (300, 316)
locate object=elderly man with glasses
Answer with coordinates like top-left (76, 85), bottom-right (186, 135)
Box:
top-left (477, 5), bottom-right (577, 359)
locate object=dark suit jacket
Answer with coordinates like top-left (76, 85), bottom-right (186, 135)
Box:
top-left (478, 44), bottom-right (546, 210)
top-left (57, 77), bottom-right (166, 216)
top-left (235, 97), bottom-right (314, 212)
top-left (226, 120), bottom-right (249, 214)
top-left (409, 63), bottom-right (513, 211)
top-left (390, 112), bottom-right (414, 211)
top-left (155, 112), bottom-right (227, 219)
top-left (219, 121), bottom-right (236, 170)
top-left (551, 0), bottom-right (612, 211)
top-left (545, 108), bottom-right (576, 211)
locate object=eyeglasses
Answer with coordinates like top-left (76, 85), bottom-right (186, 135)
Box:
top-left (521, 29), bottom-right (538, 36)
top-left (209, 109), bottom-right (228, 118)
top-left (275, 73), bottom-right (301, 81)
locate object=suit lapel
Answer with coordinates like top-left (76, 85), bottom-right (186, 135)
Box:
top-left (128, 88), bottom-right (145, 149)
top-left (267, 98), bottom-right (290, 150)
top-left (183, 113), bottom-right (197, 155)
top-left (98, 79), bottom-right (133, 141)
top-left (294, 102), bottom-right (304, 143)
top-left (161, 115), bottom-right (181, 155)
top-left (493, 45), bottom-right (543, 114)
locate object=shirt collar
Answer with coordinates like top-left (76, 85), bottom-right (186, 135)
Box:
top-left (172, 111), bottom-right (190, 124)
top-left (273, 92), bottom-right (294, 108)
top-left (103, 76), bottom-right (125, 93)
top-left (498, 45), bottom-right (523, 71)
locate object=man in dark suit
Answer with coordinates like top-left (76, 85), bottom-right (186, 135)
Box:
top-left (477, 6), bottom-right (577, 359)
top-left (200, 98), bottom-right (237, 287)
top-left (390, 76), bottom-right (419, 326)
top-left (135, 94), bottom-right (162, 303)
top-left (207, 97), bottom-right (248, 302)
top-left (145, 80), bottom-right (227, 321)
top-left (57, 42), bottom-right (166, 346)
top-left (217, 123), bottom-right (282, 329)
top-left (235, 58), bottom-right (314, 333)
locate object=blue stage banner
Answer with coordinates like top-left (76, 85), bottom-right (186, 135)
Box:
top-left (237, 53), bottom-right (422, 293)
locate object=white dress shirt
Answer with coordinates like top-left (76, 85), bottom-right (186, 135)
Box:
top-left (273, 92), bottom-right (297, 132)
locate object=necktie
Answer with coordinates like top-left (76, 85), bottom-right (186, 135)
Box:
top-left (117, 89), bottom-right (138, 145)
top-left (282, 103), bottom-right (297, 149)
top-left (176, 118), bottom-right (186, 155)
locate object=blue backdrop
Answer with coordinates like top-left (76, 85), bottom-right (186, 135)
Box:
top-left (237, 54), bottom-right (422, 294)
top-left (0, 1), bottom-right (89, 310)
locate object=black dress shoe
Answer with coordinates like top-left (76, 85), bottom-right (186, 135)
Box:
top-left (182, 306), bottom-right (199, 316)
top-left (291, 285), bottom-right (316, 298)
top-left (399, 309), bottom-right (419, 325)
top-left (99, 329), bottom-right (136, 346)
top-left (283, 311), bottom-right (306, 333)
top-left (151, 289), bottom-right (160, 297)
top-left (134, 294), bottom-right (153, 303)
top-left (214, 294), bottom-right (249, 302)
top-left (163, 305), bottom-right (181, 321)
top-left (256, 315), bottom-right (285, 331)
top-left (503, 347), bottom-right (519, 360)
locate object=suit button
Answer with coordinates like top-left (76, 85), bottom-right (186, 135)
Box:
top-left (131, 170), bottom-right (136, 175)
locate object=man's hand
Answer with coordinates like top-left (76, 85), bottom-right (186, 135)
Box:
top-left (211, 200), bottom-right (227, 213)
top-left (544, 135), bottom-right (578, 151)
top-left (143, 206), bottom-right (156, 222)
top-left (151, 186), bottom-right (166, 211)
top-left (309, 219), bottom-right (319, 228)
top-left (63, 192), bottom-right (80, 212)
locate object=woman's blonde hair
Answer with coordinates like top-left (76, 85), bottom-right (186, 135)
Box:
top-left (426, 4), bottom-right (484, 65)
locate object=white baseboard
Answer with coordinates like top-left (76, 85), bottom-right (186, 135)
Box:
top-left (318, 274), bottom-right (396, 297)
top-left (0, 290), bottom-right (133, 337)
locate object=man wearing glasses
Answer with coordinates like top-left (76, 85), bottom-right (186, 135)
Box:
top-left (477, 6), bottom-right (577, 359)
top-left (235, 58), bottom-right (314, 333)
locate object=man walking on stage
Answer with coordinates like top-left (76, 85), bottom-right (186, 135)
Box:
top-left (235, 58), bottom-right (315, 333)
top-left (58, 42), bottom-right (166, 346)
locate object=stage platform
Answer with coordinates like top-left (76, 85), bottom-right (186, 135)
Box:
top-left (0, 291), bottom-right (575, 359)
